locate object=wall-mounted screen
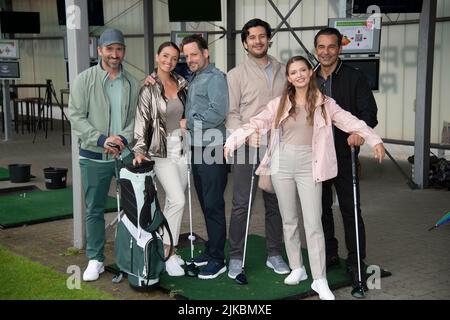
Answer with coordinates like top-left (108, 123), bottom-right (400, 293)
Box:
top-left (0, 60), bottom-right (20, 79)
top-left (341, 57), bottom-right (380, 91)
top-left (0, 11), bottom-right (40, 34)
top-left (56, 0), bottom-right (104, 26)
top-left (168, 0), bottom-right (221, 22)
top-left (329, 17), bottom-right (381, 54)
top-left (353, 0), bottom-right (423, 13)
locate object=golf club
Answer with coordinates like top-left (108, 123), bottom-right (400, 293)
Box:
top-left (105, 142), bottom-right (124, 238)
top-left (350, 146), bottom-right (365, 299)
top-left (235, 148), bottom-right (259, 285)
top-left (184, 142), bottom-right (199, 277)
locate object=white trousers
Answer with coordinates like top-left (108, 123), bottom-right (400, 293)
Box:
top-left (271, 143), bottom-right (326, 279)
top-left (153, 136), bottom-right (188, 246)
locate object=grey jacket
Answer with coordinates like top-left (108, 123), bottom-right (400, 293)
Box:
top-left (68, 63), bottom-right (140, 160)
top-left (133, 71), bottom-right (188, 158)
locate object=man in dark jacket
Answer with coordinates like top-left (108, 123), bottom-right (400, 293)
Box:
top-left (314, 27), bottom-right (378, 291)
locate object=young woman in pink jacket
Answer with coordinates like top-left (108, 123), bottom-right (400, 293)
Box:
top-left (224, 56), bottom-right (385, 300)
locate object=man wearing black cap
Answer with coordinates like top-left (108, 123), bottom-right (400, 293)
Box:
top-left (68, 28), bottom-right (140, 281)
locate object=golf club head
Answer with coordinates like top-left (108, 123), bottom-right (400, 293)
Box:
top-left (235, 271), bottom-right (248, 285)
top-left (185, 262), bottom-right (199, 277)
top-left (351, 284), bottom-right (365, 299)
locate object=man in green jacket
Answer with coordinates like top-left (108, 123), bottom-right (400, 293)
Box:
top-left (68, 28), bottom-right (140, 282)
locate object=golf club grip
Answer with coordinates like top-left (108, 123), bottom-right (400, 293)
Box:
top-left (107, 142), bottom-right (121, 150)
top-left (351, 146), bottom-right (357, 184)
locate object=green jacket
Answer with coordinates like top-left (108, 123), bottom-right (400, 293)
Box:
top-left (68, 63), bottom-right (140, 160)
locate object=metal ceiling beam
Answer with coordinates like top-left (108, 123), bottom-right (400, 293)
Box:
top-left (267, 0), bottom-right (318, 66)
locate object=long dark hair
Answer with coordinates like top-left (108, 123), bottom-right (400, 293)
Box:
top-left (274, 56), bottom-right (326, 128)
top-left (157, 41), bottom-right (180, 55)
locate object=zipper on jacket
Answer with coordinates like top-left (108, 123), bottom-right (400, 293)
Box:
top-left (123, 75), bottom-right (132, 127)
top-left (103, 73), bottom-right (112, 161)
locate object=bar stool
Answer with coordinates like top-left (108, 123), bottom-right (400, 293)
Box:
top-left (12, 97), bottom-right (44, 134)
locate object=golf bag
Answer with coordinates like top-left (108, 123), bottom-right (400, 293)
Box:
top-left (114, 161), bottom-right (173, 290)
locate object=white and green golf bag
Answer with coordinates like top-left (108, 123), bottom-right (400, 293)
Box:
top-left (114, 161), bottom-right (173, 290)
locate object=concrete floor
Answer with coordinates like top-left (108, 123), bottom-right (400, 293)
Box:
top-left (1, 123), bottom-right (449, 300)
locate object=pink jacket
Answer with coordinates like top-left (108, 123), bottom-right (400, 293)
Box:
top-left (225, 93), bottom-right (383, 182)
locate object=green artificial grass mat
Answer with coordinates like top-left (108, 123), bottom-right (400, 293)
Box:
top-left (108, 234), bottom-right (391, 300)
top-left (0, 167), bottom-right (9, 181)
top-left (0, 187), bottom-right (117, 228)
top-left (0, 245), bottom-right (116, 300)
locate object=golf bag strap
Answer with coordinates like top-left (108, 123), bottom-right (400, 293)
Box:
top-left (155, 214), bottom-right (174, 263)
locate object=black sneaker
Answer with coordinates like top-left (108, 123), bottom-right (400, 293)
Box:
top-left (192, 254), bottom-right (209, 267)
top-left (198, 260), bottom-right (227, 279)
top-left (347, 266), bottom-right (368, 292)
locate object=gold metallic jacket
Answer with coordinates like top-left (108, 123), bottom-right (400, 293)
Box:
top-left (133, 71), bottom-right (188, 158)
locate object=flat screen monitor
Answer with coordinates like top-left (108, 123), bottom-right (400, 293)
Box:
top-left (329, 17), bottom-right (381, 54)
top-left (168, 0), bottom-right (221, 22)
top-left (353, 0), bottom-right (423, 13)
top-left (0, 11), bottom-right (40, 34)
top-left (56, 0), bottom-right (104, 26)
top-left (341, 57), bottom-right (380, 91)
top-left (0, 60), bottom-right (20, 79)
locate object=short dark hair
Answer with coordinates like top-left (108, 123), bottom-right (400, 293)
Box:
top-left (157, 41), bottom-right (180, 55)
top-left (241, 18), bottom-right (272, 44)
top-left (314, 27), bottom-right (343, 48)
top-left (181, 34), bottom-right (208, 52)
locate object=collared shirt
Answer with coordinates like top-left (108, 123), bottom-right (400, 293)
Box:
top-left (265, 59), bottom-right (273, 88)
top-left (226, 55), bottom-right (286, 130)
top-left (316, 69), bottom-right (332, 98)
top-left (185, 63), bottom-right (229, 147)
top-left (105, 72), bottom-right (130, 158)
top-left (105, 72), bottom-right (123, 137)
top-left (316, 67), bottom-right (335, 137)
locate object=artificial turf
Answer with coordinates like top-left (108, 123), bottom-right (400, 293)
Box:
top-left (0, 187), bottom-right (117, 228)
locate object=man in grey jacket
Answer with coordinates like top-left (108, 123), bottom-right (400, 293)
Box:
top-left (226, 19), bottom-right (290, 279)
top-left (180, 34), bottom-right (230, 279)
top-left (68, 28), bottom-right (140, 282)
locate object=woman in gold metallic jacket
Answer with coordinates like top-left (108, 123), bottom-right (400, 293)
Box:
top-left (133, 42), bottom-right (189, 277)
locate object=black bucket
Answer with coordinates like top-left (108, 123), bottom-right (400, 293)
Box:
top-left (8, 164), bottom-right (31, 183)
top-left (43, 167), bottom-right (68, 189)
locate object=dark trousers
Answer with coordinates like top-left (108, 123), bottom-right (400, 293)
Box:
top-left (191, 146), bottom-right (228, 263)
top-left (228, 145), bottom-right (283, 259)
top-left (321, 155), bottom-right (366, 268)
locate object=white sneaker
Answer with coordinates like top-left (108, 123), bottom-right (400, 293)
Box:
top-left (82, 260), bottom-right (104, 282)
top-left (311, 278), bottom-right (335, 300)
top-left (284, 267), bottom-right (308, 285)
top-left (175, 254), bottom-right (185, 266)
top-left (166, 255), bottom-right (185, 276)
